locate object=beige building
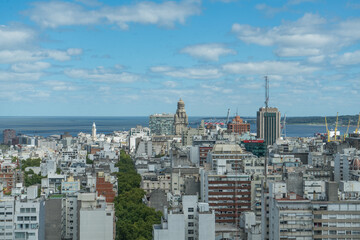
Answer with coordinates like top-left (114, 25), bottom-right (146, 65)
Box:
top-left (141, 173), bottom-right (171, 194)
top-left (174, 98), bottom-right (188, 135)
top-left (171, 167), bottom-right (200, 196)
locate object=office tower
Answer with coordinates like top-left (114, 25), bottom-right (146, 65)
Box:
top-left (227, 115), bottom-right (250, 135)
top-left (149, 113), bottom-right (175, 135)
top-left (257, 107), bottom-right (281, 146)
top-left (3, 129), bottom-right (16, 145)
top-left (174, 98), bottom-right (188, 135)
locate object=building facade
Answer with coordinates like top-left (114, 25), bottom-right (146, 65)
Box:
top-left (201, 171), bottom-right (252, 225)
top-left (153, 195), bottom-right (215, 240)
top-left (174, 99), bottom-right (188, 135)
top-left (149, 114), bottom-right (175, 135)
top-left (3, 129), bottom-right (16, 145)
top-left (256, 107), bottom-right (281, 146)
top-left (227, 116), bottom-right (250, 135)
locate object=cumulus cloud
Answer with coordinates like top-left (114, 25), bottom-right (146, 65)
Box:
top-left (0, 25), bottom-right (36, 50)
top-left (332, 50), bottom-right (360, 66)
top-left (231, 13), bottom-right (360, 57)
top-left (150, 65), bottom-right (223, 79)
top-left (65, 66), bottom-right (140, 83)
top-left (222, 61), bottom-right (319, 75)
top-left (44, 80), bottom-right (77, 91)
top-left (26, 0), bottom-right (201, 29)
top-left (163, 81), bottom-right (178, 88)
top-left (0, 71), bottom-right (44, 81)
top-left (11, 62), bottom-right (51, 72)
top-left (180, 43), bottom-right (237, 61)
top-left (0, 48), bottom-right (82, 63)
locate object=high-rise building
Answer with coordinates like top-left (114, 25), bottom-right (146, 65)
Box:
top-left (3, 129), bottom-right (16, 145)
top-left (149, 113), bottom-right (175, 135)
top-left (201, 170), bottom-right (252, 225)
top-left (174, 98), bottom-right (188, 135)
top-left (256, 107), bottom-right (281, 146)
top-left (227, 115), bottom-right (250, 135)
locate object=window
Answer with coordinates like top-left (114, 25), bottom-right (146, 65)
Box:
top-left (24, 217), bottom-right (30, 221)
top-left (188, 215), bottom-right (194, 219)
top-left (188, 230), bottom-right (194, 234)
top-left (17, 217), bottom-right (23, 221)
top-left (188, 222), bottom-right (194, 227)
top-left (30, 216), bottom-right (36, 221)
top-left (188, 208), bottom-right (194, 212)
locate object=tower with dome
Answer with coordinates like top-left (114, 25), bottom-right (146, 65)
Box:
top-left (174, 98), bottom-right (189, 135)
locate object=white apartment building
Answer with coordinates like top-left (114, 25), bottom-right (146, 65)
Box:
top-left (78, 193), bottom-right (115, 240)
top-left (14, 199), bottom-right (45, 240)
top-left (153, 195), bottom-right (215, 240)
top-left (0, 198), bottom-right (15, 240)
top-left (268, 182), bottom-right (313, 240)
top-left (312, 201), bottom-right (360, 239)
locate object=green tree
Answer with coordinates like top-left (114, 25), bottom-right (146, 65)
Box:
top-left (114, 150), bottom-right (162, 240)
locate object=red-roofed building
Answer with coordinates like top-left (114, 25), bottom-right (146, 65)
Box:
top-left (227, 116), bottom-right (250, 135)
top-left (96, 172), bottom-right (116, 203)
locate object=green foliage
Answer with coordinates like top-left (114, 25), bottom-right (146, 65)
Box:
top-left (115, 150), bottom-right (162, 240)
top-left (21, 158), bottom-right (44, 187)
top-left (24, 172), bottom-right (44, 187)
top-left (86, 154), bottom-right (93, 164)
top-left (56, 168), bottom-right (61, 174)
top-left (21, 158), bottom-right (41, 171)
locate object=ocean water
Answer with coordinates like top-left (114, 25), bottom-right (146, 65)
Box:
top-left (0, 116), bottom-right (357, 140)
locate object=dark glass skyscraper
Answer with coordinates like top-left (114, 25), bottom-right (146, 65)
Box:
top-left (256, 107), bottom-right (281, 146)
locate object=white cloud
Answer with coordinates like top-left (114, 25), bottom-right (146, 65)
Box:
top-left (26, 0), bottom-right (201, 29)
top-left (151, 66), bottom-right (223, 79)
top-left (65, 67), bottom-right (140, 83)
top-left (0, 71), bottom-right (44, 81)
top-left (0, 25), bottom-right (36, 50)
top-left (180, 43), bottom-right (236, 61)
top-left (0, 48), bottom-right (82, 63)
top-left (11, 62), bottom-right (51, 72)
top-left (222, 61), bottom-right (319, 75)
top-left (231, 13), bottom-right (360, 57)
top-left (307, 55), bottom-right (325, 63)
top-left (163, 81), bottom-right (178, 88)
top-left (332, 50), bottom-right (360, 65)
top-left (44, 80), bottom-right (77, 91)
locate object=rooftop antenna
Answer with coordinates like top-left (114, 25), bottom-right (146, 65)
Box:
top-left (265, 75), bottom-right (269, 109)
top-left (264, 76), bottom-right (269, 186)
top-left (236, 107), bottom-right (238, 116)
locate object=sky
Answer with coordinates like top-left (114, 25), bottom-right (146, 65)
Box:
top-left (0, 0), bottom-right (359, 117)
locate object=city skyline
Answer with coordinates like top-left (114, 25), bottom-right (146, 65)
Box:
top-left (1, 0), bottom-right (359, 116)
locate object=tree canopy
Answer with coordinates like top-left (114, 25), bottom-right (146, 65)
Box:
top-left (115, 150), bottom-right (162, 240)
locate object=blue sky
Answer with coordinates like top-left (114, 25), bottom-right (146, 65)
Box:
top-left (0, 0), bottom-right (359, 117)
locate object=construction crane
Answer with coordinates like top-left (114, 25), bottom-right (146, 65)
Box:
top-left (325, 113), bottom-right (341, 142)
top-left (344, 119), bottom-right (351, 140)
top-left (334, 112), bottom-right (339, 141)
top-left (226, 108), bottom-right (230, 124)
top-left (356, 113), bottom-right (360, 134)
top-left (325, 116), bottom-right (330, 142)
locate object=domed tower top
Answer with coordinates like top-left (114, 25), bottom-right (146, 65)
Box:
top-left (178, 98), bottom-right (185, 109)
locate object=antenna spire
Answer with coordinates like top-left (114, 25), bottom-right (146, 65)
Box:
top-left (265, 76), bottom-right (269, 108)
